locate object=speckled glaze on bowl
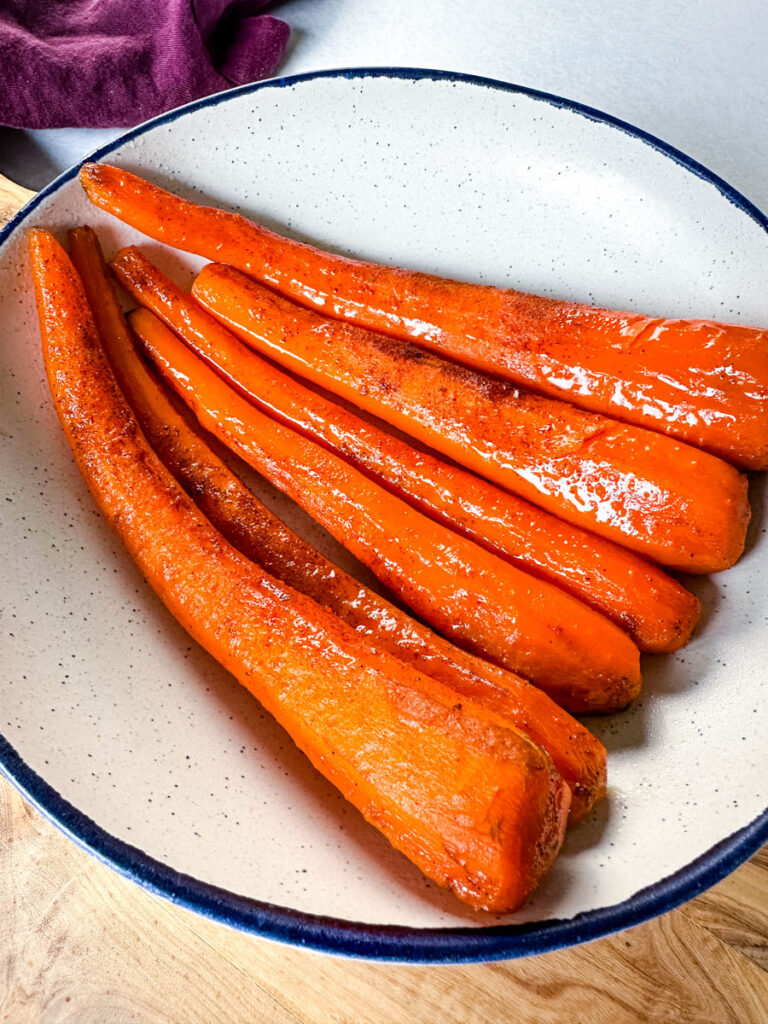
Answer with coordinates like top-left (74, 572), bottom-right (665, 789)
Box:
top-left (1, 69), bottom-right (767, 963)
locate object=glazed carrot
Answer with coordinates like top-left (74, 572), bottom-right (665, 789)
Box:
top-left (111, 245), bottom-right (700, 653)
top-left (192, 263), bottom-right (750, 574)
top-left (128, 304), bottom-right (642, 713)
top-left (79, 162), bottom-right (768, 469)
top-left (78, 163), bottom-right (750, 572)
top-left (70, 225), bottom-right (606, 821)
top-left (30, 226), bottom-right (571, 913)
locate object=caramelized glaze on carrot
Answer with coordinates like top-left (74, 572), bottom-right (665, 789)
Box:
top-left (80, 161), bottom-right (768, 469)
top-left (111, 245), bottom-right (700, 653)
top-left (192, 262), bottom-right (750, 573)
top-left (69, 225), bottom-right (606, 822)
top-left (129, 304), bottom-right (643, 713)
top-left (30, 226), bottom-right (570, 913)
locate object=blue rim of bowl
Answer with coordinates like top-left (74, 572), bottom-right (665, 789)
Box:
top-left (1, 66), bottom-right (766, 964)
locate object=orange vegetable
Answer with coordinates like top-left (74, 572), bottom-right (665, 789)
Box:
top-left (128, 304), bottom-right (643, 713)
top-left (70, 225), bottom-right (605, 821)
top-left (30, 226), bottom-right (571, 913)
top-left (111, 245), bottom-right (700, 654)
top-left (192, 262), bottom-right (750, 574)
top-left (80, 162), bottom-right (768, 469)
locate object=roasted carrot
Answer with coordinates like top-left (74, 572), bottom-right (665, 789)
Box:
top-left (127, 303), bottom-right (642, 713)
top-left (79, 162), bottom-right (768, 470)
top-left (30, 226), bottom-right (571, 913)
top-left (191, 262), bottom-right (750, 574)
top-left (78, 161), bottom-right (750, 571)
top-left (111, 245), bottom-right (700, 653)
top-left (69, 225), bottom-right (606, 821)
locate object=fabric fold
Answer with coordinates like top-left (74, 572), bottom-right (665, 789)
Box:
top-left (0, 0), bottom-right (289, 128)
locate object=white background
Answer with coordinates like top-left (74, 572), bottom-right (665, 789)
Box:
top-left (1, 0), bottom-right (766, 209)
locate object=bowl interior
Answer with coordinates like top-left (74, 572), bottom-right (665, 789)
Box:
top-left (1, 71), bottom-right (767, 936)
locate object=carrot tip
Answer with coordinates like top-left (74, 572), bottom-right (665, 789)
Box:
top-left (111, 244), bottom-right (143, 265)
top-left (79, 162), bottom-right (99, 181)
top-left (27, 228), bottom-right (56, 263)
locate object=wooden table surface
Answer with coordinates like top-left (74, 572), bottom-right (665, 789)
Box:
top-left (1, 779), bottom-right (766, 1023)
top-left (2, 177), bottom-right (767, 1024)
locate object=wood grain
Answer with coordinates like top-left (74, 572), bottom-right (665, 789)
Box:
top-left (0, 175), bottom-right (34, 227)
top-left (1, 178), bottom-right (767, 1023)
top-left (1, 778), bottom-right (766, 1023)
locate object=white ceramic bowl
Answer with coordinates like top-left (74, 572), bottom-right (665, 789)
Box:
top-left (1, 69), bottom-right (766, 963)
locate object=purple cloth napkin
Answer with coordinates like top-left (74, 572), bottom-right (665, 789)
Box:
top-left (0, 0), bottom-right (290, 129)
